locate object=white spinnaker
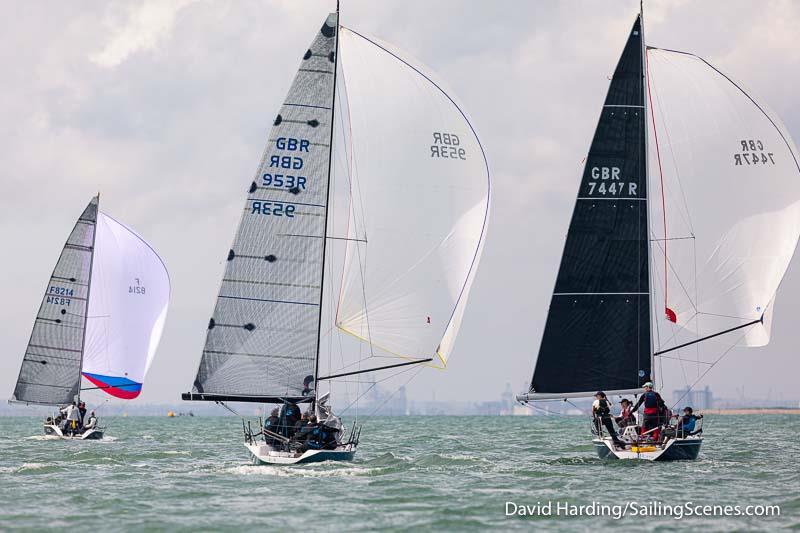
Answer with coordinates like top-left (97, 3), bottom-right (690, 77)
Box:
top-left (83, 213), bottom-right (170, 395)
top-left (647, 48), bottom-right (800, 347)
top-left (334, 27), bottom-right (490, 367)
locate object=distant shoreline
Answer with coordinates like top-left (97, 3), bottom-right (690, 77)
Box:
top-left (702, 408), bottom-right (800, 415)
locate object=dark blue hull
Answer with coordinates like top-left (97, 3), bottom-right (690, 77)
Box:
top-left (594, 438), bottom-right (702, 461)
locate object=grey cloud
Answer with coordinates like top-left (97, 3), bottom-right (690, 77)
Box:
top-left (2, 0), bottom-right (799, 406)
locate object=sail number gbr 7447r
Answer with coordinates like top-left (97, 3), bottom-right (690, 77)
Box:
top-left (585, 166), bottom-right (638, 197)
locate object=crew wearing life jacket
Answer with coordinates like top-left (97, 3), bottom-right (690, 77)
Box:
top-left (632, 382), bottom-right (666, 440)
top-left (593, 392), bottom-right (625, 447)
top-left (615, 398), bottom-right (636, 428)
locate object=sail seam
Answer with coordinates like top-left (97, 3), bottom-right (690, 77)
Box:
top-left (576, 197), bottom-right (645, 201)
top-left (553, 292), bottom-right (648, 296)
top-left (217, 295), bottom-right (318, 306)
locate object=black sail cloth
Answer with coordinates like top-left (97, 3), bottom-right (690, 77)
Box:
top-left (528, 16), bottom-right (651, 397)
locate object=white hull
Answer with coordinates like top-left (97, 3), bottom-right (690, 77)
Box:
top-left (44, 424), bottom-right (104, 440)
top-left (245, 442), bottom-right (356, 465)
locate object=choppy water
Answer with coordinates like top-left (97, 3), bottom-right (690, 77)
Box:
top-left (0, 414), bottom-right (798, 531)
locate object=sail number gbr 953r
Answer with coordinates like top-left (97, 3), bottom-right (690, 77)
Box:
top-left (431, 132), bottom-right (466, 160)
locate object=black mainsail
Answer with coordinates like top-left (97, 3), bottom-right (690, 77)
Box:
top-left (12, 197), bottom-right (98, 406)
top-left (521, 16), bottom-right (651, 399)
top-left (183, 14), bottom-right (339, 404)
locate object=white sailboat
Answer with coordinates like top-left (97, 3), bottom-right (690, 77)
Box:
top-left (517, 8), bottom-right (800, 461)
top-left (182, 4), bottom-right (490, 465)
top-left (10, 196), bottom-right (171, 440)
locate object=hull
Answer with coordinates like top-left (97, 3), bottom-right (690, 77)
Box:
top-left (245, 442), bottom-right (356, 465)
top-left (593, 436), bottom-right (702, 461)
top-left (44, 424), bottom-right (104, 440)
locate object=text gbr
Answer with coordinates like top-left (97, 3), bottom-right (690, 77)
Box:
top-left (430, 132), bottom-right (467, 160)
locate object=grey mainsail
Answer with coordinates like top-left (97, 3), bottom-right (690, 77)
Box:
top-left (185, 14), bottom-right (338, 403)
top-left (12, 197), bottom-right (98, 406)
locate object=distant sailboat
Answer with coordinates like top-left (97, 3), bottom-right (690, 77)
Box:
top-left (517, 10), bottom-right (800, 461)
top-left (10, 196), bottom-right (171, 439)
top-left (182, 5), bottom-right (490, 465)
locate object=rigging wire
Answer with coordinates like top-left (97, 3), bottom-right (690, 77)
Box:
top-left (216, 401), bottom-right (244, 418)
top-left (646, 48), bottom-right (670, 321)
top-left (669, 327), bottom-right (753, 411)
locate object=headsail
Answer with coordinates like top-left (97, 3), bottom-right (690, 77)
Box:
top-left (647, 48), bottom-right (800, 350)
top-left (186, 14), bottom-right (338, 402)
top-left (81, 213), bottom-right (170, 399)
top-left (334, 28), bottom-right (490, 367)
top-left (523, 16), bottom-right (651, 399)
top-left (12, 197), bottom-right (98, 405)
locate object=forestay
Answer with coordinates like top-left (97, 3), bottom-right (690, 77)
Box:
top-left (12, 198), bottom-right (98, 405)
top-left (188, 14), bottom-right (338, 401)
top-left (647, 48), bottom-right (800, 348)
top-left (81, 213), bottom-right (170, 399)
top-left (334, 27), bottom-right (490, 367)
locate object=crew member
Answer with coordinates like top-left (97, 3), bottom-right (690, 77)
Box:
top-left (615, 398), bottom-right (636, 429)
top-left (677, 407), bottom-right (702, 437)
top-left (592, 392), bottom-right (625, 448)
top-left (84, 411), bottom-right (97, 430)
top-left (264, 408), bottom-right (281, 446)
top-left (631, 382), bottom-right (666, 440)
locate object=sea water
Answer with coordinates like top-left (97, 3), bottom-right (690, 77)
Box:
top-left (0, 415), bottom-right (797, 530)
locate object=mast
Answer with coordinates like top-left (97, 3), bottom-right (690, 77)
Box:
top-left (313, 2), bottom-right (340, 399)
top-left (76, 193), bottom-right (99, 405)
top-left (640, 0), bottom-right (656, 389)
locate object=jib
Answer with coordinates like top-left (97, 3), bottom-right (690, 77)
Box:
top-left (269, 155), bottom-right (303, 170)
top-left (590, 167), bottom-right (621, 180)
top-left (276, 137), bottom-right (310, 152)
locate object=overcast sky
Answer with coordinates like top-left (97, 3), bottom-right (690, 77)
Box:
top-left (3, 0), bottom-right (800, 407)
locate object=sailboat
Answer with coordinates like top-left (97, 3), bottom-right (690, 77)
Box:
top-left (181, 5), bottom-right (490, 465)
top-left (10, 196), bottom-right (171, 440)
top-left (516, 9), bottom-right (800, 461)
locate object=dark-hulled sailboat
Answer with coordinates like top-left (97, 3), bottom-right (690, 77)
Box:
top-left (517, 10), bottom-right (800, 461)
top-left (182, 5), bottom-right (490, 465)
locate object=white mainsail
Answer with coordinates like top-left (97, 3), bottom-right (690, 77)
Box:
top-left (647, 48), bottom-right (800, 348)
top-left (335, 28), bottom-right (490, 367)
top-left (82, 213), bottom-right (171, 399)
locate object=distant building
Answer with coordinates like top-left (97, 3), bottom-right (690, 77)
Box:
top-left (672, 386), bottom-right (713, 410)
top-left (360, 384), bottom-right (408, 416)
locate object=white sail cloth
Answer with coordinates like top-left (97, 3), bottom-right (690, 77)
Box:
top-left (82, 213), bottom-right (170, 398)
top-left (335, 28), bottom-right (490, 367)
top-left (647, 48), bottom-right (800, 347)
